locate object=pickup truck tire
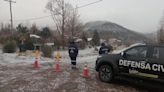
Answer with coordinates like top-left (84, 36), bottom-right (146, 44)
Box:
top-left (98, 64), bottom-right (114, 83)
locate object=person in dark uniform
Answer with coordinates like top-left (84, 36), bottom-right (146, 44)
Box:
top-left (68, 41), bottom-right (79, 69)
top-left (19, 39), bottom-right (26, 52)
top-left (99, 43), bottom-right (111, 55)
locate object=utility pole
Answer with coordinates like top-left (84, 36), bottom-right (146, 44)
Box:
top-left (4, 0), bottom-right (16, 34)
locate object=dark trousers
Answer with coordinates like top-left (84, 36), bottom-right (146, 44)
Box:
top-left (70, 57), bottom-right (77, 65)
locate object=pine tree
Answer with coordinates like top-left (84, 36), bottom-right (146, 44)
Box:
top-left (41, 27), bottom-right (51, 39)
top-left (30, 24), bottom-right (39, 34)
top-left (92, 30), bottom-right (100, 46)
top-left (16, 24), bottom-right (27, 34)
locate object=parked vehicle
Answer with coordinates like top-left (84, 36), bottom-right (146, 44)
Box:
top-left (95, 43), bottom-right (164, 83)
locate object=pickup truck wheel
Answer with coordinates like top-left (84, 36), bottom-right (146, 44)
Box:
top-left (98, 64), bottom-right (113, 82)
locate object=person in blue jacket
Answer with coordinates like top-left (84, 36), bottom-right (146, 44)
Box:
top-left (68, 41), bottom-right (79, 69)
top-left (99, 43), bottom-right (111, 55)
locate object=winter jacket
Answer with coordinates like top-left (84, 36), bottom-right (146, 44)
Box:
top-left (68, 43), bottom-right (78, 58)
top-left (99, 43), bottom-right (111, 55)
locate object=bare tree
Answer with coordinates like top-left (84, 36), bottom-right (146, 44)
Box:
top-left (158, 26), bottom-right (164, 44)
top-left (66, 7), bottom-right (81, 37)
top-left (46, 0), bottom-right (83, 48)
top-left (30, 24), bottom-right (39, 34)
top-left (158, 12), bottom-right (164, 44)
top-left (46, 0), bottom-right (72, 48)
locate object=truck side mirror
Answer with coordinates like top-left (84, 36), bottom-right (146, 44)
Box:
top-left (121, 52), bottom-right (124, 56)
top-left (121, 52), bottom-right (126, 58)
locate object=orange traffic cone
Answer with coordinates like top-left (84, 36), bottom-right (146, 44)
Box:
top-left (33, 50), bottom-right (39, 68)
top-left (82, 64), bottom-right (89, 78)
top-left (55, 61), bottom-right (60, 72)
top-left (33, 58), bottom-right (39, 68)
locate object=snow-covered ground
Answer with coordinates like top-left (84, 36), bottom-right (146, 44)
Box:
top-left (0, 48), bottom-right (144, 92)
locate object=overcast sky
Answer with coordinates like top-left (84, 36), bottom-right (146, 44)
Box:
top-left (0, 0), bottom-right (164, 33)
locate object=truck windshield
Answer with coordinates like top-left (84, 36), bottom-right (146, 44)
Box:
top-left (112, 43), bottom-right (145, 54)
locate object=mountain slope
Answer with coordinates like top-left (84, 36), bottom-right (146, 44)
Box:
top-left (85, 21), bottom-right (151, 44)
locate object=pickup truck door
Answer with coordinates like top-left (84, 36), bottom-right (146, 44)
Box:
top-left (148, 46), bottom-right (164, 80)
top-left (119, 46), bottom-right (150, 76)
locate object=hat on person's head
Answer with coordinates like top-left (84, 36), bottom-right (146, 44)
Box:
top-left (69, 39), bottom-right (75, 44)
top-left (101, 43), bottom-right (105, 46)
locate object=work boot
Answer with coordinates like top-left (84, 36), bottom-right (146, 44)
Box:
top-left (71, 64), bottom-right (74, 69)
top-left (71, 65), bottom-right (77, 69)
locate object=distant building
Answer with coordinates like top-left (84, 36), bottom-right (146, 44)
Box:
top-left (87, 38), bottom-right (93, 47)
top-left (30, 34), bottom-right (41, 50)
top-left (45, 42), bottom-right (54, 46)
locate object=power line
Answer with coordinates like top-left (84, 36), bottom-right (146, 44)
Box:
top-left (76, 0), bottom-right (102, 9)
top-left (14, 15), bottom-right (51, 21)
top-left (3, 0), bottom-right (103, 22)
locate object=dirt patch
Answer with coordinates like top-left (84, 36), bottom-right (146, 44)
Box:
top-left (0, 63), bottom-right (144, 92)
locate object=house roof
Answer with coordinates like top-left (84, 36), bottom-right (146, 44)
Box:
top-left (87, 38), bottom-right (92, 41)
top-left (75, 38), bottom-right (83, 42)
top-left (30, 34), bottom-right (40, 39)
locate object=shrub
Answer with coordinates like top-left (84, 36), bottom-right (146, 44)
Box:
top-left (41, 45), bottom-right (53, 58)
top-left (3, 40), bottom-right (17, 53)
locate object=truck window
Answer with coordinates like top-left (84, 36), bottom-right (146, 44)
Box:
top-left (153, 47), bottom-right (164, 59)
top-left (125, 46), bottom-right (147, 58)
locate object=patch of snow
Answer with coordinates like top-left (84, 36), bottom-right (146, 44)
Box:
top-left (30, 34), bottom-right (40, 38)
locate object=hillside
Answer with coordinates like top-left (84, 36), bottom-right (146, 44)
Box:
top-left (84, 21), bottom-right (151, 44)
